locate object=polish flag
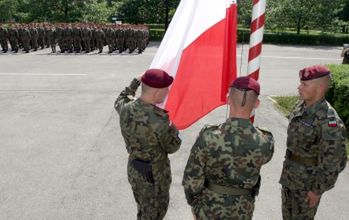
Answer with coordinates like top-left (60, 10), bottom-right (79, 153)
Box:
top-left (150, 0), bottom-right (237, 129)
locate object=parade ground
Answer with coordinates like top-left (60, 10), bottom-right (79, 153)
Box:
top-left (0, 43), bottom-right (348, 220)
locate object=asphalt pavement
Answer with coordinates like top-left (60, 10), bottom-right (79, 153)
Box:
top-left (0, 43), bottom-right (347, 220)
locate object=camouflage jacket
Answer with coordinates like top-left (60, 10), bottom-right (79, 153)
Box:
top-left (280, 99), bottom-right (347, 194)
top-left (182, 118), bottom-right (274, 207)
top-left (114, 78), bottom-right (181, 165)
top-left (0, 28), bottom-right (8, 39)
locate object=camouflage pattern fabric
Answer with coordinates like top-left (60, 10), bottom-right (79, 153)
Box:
top-left (30, 27), bottom-right (39, 51)
top-left (114, 78), bottom-right (181, 220)
top-left (182, 118), bottom-right (274, 220)
top-left (281, 187), bottom-right (319, 220)
top-left (280, 99), bottom-right (347, 220)
top-left (8, 27), bottom-right (19, 52)
top-left (0, 26), bottom-right (9, 52)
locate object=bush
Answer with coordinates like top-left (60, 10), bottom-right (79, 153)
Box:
top-left (149, 29), bottom-right (165, 41)
top-left (150, 27), bottom-right (349, 46)
top-left (326, 64), bottom-right (349, 134)
top-left (238, 29), bottom-right (349, 46)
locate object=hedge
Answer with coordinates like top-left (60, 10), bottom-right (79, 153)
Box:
top-left (149, 28), bottom-right (349, 46)
top-left (238, 29), bottom-right (349, 46)
top-left (326, 64), bottom-right (349, 134)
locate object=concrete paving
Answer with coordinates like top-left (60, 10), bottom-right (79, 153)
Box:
top-left (0, 43), bottom-right (347, 220)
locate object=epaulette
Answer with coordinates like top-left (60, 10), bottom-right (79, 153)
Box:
top-left (153, 107), bottom-right (168, 119)
top-left (256, 126), bottom-right (272, 135)
top-left (200, 124), bottom-right (220, 135)
top-left (126, 95), bottom-right (135, 101)
top-left (327, 107), bottom-right (337, 127)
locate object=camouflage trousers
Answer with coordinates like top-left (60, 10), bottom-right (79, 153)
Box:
top-left (281, 187), bottom-right (319, 220)
top-left (127, 161), bottom-right (171, 220)
top-left (192, 189), bottom-right (255, 220)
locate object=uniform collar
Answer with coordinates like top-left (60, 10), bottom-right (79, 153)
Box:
top-left (135, 98), bottom-right (168, 115)
top-left (225, 117), bottom-right (252, 128)
top-left (304, 98), bottom-right (326, 117)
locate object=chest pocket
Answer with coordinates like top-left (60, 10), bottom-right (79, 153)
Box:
top-left (289, 118), bottom-right (318, 151)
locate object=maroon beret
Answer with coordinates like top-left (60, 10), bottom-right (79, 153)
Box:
top-left (299, 65), bottom-right (330, 81)
top-left (230, 76), bottom-right (260, 95)
top-left (141, 69), bottom-right (173, 88)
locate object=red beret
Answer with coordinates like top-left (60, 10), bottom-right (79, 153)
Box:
top-left (230, 76), bottom-right (260, 95)
top-left (299, 65), bottom-right (330, 81)
top-left (141, 69), bottom-right (173, 88)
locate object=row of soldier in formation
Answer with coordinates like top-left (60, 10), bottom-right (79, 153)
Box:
top-left (0, 23), bottom-right (149, 54)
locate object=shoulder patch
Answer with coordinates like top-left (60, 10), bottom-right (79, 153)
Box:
top-left (201, 125), bottom-right (219, 132)
top-left (327, 107), bottom-right (337, 127)
top-left (201, 124), bottom-right (219, 134)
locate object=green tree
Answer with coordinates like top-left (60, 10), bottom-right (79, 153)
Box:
top-left (237, 0), bottom-right (252, 28)
top-left (338, 0), bottom-right (349, 21)
top-left (0, 0), bottom-right (18, 22)
top-left (266, 0), bottom-right (344, 34)
top-left (117, 0), bottom-right (179, 25)
top-left (83, 0), bottom-right (112, 22)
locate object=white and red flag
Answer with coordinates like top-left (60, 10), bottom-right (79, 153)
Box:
top-left (150, 0), bottom-right (238, 129)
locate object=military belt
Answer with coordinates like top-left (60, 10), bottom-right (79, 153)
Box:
top-left (129, 156), bottom-right (168, 170)
top-left (286, 149), bottom-right (317, 166)
top-left (207, 182), bottom-right (251, 196)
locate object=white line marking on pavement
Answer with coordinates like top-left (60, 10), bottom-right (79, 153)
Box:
top-left (262, 55), bottom-right (341, 61)
top-left (0, 73), bottom-right (88, 76)
top-left (237, 54), bottom-right (341, 61)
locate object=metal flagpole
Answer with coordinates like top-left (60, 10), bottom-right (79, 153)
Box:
top-left (247, 0), bottom-right (266, 122)
top-left (247, 0), bottom-right (266, 80)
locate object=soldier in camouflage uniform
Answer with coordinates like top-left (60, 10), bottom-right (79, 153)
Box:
top-left (0, 24), bottom-right (9, 53)
top-left (30, 25), bottom-right (39, 51)
top-left (280, 65), bottom-right (347, 220)
top-left (19, 25), bottom-right (31, 53)
top-left (65, 25), bottom-right (74, 53)
top-left (8, 25), bottom-right (19, 53)
top-left (72, 24), bottom-right (81, 53)
top-left (82, 25), bottom-right (92, 53)
top-left (45, 25), bottom-right (56, 53)
top-left (105, 26), bottom-right (115, 53)
top-left (183, 76), bottom-right (274, 220)
top-left (114, 69), bottom-right (182, 220)
top-left (95, 27), bottom-right (105, 53)
top-left (37, 25), bottom-right (46, 49)
top-left (341, 46), bottom-right (349, 64)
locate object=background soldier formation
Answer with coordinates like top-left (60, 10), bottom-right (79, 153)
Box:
top-left (0, 23), bottom-right (149, 54)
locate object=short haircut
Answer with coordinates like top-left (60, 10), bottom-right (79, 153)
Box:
top-left (228, 87), bottom-right (258, 109)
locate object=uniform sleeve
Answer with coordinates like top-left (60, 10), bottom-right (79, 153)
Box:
top-left (313, 122), bottom-right (347, 195)
top-left (182, 131), bottom-right (207, 207)
top-left (114, 78), bottom-right (140, 115)
top-left (159, 122), bottom-right (181, 154)
top-left (256, 127), bottom-right (275, 164)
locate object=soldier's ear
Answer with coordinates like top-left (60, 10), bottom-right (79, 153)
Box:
top-left (254, 98), bottom-right (260, 109)
top-left (227, 94), bottom-right (231, 104)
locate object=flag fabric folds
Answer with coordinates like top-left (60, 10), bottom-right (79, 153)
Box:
top-left (150, 0), bottom-right (237, 129)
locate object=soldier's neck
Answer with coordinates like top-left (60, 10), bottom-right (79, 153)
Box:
top-left (304, 95), bottom-right (325, 108)
top-left (140, 96), bottom-right (156, 105)
top-left (229, 109), bottom-right (251, 119)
